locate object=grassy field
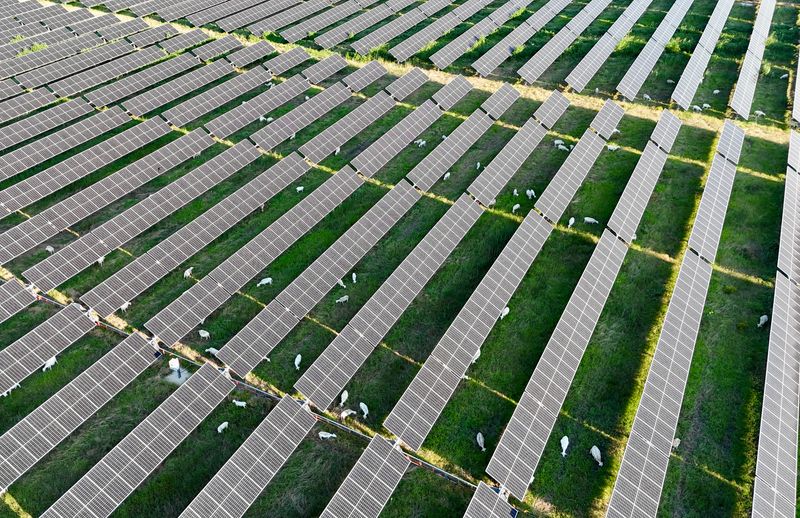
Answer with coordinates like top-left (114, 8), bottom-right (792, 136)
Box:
top-left (0, 0), bottom-right (796, 516)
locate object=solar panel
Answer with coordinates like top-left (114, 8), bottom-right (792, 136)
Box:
top-left (0, 333), bottom-right (157, 493)
top-left (250, 83), bottom-right (352, 151)
top-left (281, 0), bottom-right (365, 43)
top-left (716, 120), bottom-right (745, 164)
top-left (687, 154), bottom-right (737, 263)
top-left (263, 46), bottom-right (310, 75)
top-left (86, 53), bottom-right (201, 108)
top-left (0, 303), bottom-right (96, 396)
top-left (0, 130), bottom-right (213, 265)
top-left (123, 58), bottom-right (232, 116)
top-left (300, 53), bottom-right (348, 84)
top-left (534, 130), bottom-right (606, 222)
top-left (350, 7), bottom-right (427, 55)
top-left (248, 0), bottom-right (334, 35)
top-left (0, 33), bottom-right (102, 79)
top-left (15, 4), bottom-right (66, 25)
top-left (788, 131), bottom-right (800, 173)
top-left (607, 251), bottom-right (712, 518)
top-left (146, 166), bottom-right (363, 346)
top-left (485, 230), bottom-right (627, 499)
top-left (216, 0), bottom-right (300, 32)
top-left (130, 0), bottom-right (173, 16)
top-left (227, 40), bottom-right (276, 68)
top-left (389, 10), bottom-right (463, 62)
top-left (299, 90), bottom-right (396, 163)
top-left (795, 54), bottom-right (800, 125)
top-left (314, 4), bottom-right (394, 49)
top-left (163, 66), bottom-right (272, 127)
top-left (777, 166), bottom-right (799, 284)
top-left (533, 90), bottom-right (570, 129)
top-left (671, 44), bottom-right (713, 110)
top-left (188, 0), bottom-right (268, 26)
top-left (97, 19), bottom-right (150, 41)
top-left (127, 25), bottom-right (180, 48)
top-left (351, 99), bottom-right (441, 177)
top-left (464, 482), bottom-right (518, 518)
top-left (342, 60), bottom-right (387, 92)
top-left (68, 13), bottom-right (119, 35)
top-left (320, 435), bottom-right (409, 518)
top-left (751, 273), bottom-right (800, 518)
top-left (0, 88), bottom-right (55, 125)
top-left (517, 28), bottom-right (575, 83)
top-left (49, 46), bottom-right (166, 97)
top-left (179, 396), bottom-right (315, 518)
top-left (158, 0), bottom-right (228, 21)
top-left (730, 50), bottom-right (762, 120)
top-left (591, 99), bottom-right (624, 140)
top-left (0, 116), bottom-right (165, 228)
top-left (192, 35), bottom-right (243, 61)
top-left (294, 194), bottom-right (483, 408)
top-left (468, 118), bottom-right (548, 206)
top-left (36, 9), bottom-right (93, 33)
top-left (24, 140), bottom-right (258, 293)
top-left (159, 29), bottom-right (210, 54)
top-left (752, 474), bottom-right (796, 518)
top-left (41, 363), bottom-right (234, 518)
top-left (481, 83), bottom-right (519, 120)
top-left (204, 73), bottom-right (310, 138)
top-left (565, 32), bottom-right (617, 92)
top-left (0, 279), bottom-right (36, 325)
top-left (0, 29), bottom-right (76, 63)
top-left (430, 17), bottom-right (498, 70)
top-left (648, 109), bottom-right (681, 153)
top-left (385, 211), bottom-right (553, 450)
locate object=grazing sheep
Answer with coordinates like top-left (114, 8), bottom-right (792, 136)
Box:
top-left (1, 383), bottom-right (20, 397)
top-left (267, 117), bottom-right (274, 123)
top-left (183, 267), bottom-right (193, 279)
top-left (667, 79), bottom-right (675, 84)
top-left (584, 217), bottom-right (599, 224)
top-left (672, 438), bottom-right (681, 449)
top-left (334, 147), bottom-right (341, 156)
top-left (553, 139), bottom-right (564, 147)
top-left (257, 277), bottom-right (273, 287)
top-left (476, 432), bottom-right (486, 452)
top-left (418, 140), bottom-right (426, 147)
top-left (340, 390), bottom-right (349, 406)
top-left (590, 445), bottom-right (603, 466)
top-left (259, 116), bottom-right (266, 122)
top-left (642, 93), bottom-right (652, 101)
top-left (45, 245), bottom-right (54, 253)
top-left (233, 400), bottom-right (247, 408)
top-left (607, 144), bottom-right (620, 151)
top-left (500, 306), bottom-right (510, 320)
top-left (568, 217), bottom-right (575, 228)
top-left (296, 186), bottom-right (304, 193)
top-left (443, 172), bottom-right (451, 180)
top-left (611, 128), bottom-right (621, 135)
top-left (513, 189), bottom-right (519, 197)
top-left (217, 422), bottom-right (229, 433)
top-left (702, 103), bottom-right (711, 109)
top-left (341, 409), bottom-right (357, 419)
top-left (199, 330), bottom-right (210, 340)
top-left (86, 310), bottom-right (99, 323)
top-left (560, 435), bottom-right (569, 457)
top-left (691, 105), bottom-right (702, 112)
top-left (304, 95), bottom-right (309, 101)
top-left (754, 110), bottom-right (766, 118)
top-left (205, 347), bottom-right (219, 356)
top-left (557, 144), bottom-right (569, 152)
top-left (476, 162), bottom-right (481, 170)
top-left (319, 431), bottom-right (337, 440)
top-left (294, 354), bottom-right (302, 370)
top-left (781, 73), bottom-right (789, 79)
top-left (758, 314), bottom-right (769, 328)
top-left (442, 135), bottom-right (447, 140)
top-left (352, 272), bottom-right (357, 284)
top-left (413, 139), bottom-right (423, 145)
top-left (569, 144), bottom-right (574, 150)
top-left (120, 301), bottom-right (131, 312)
top-left (335, 295), bottom-right (349, 303)
top-left (337, 279), bottom-right (346, 288)
top-left (96, 256), bottom-right (105, 266)
top-left (595, 87), bottom-right (599, 93)
top-left (42, 356), bottom-right (57, 372)
top-left (359, 402), bottom-right (369, 418)
top-left (526, 189), bottom-right (536, 199)
top-left (512, 203), bottom-right (521, 213)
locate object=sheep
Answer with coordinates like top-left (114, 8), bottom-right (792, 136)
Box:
top-left (557, 144), bottom-right (569, 152)
top-left (476, 162), bottom-right (481, 170)
top-left (199, 330), bottom-right (210, 340)
top-left (267, 117), bottom-right (274, 123)
top-left (569, 144), bottom-right (574, 150)
top-left (337, 279), bottom-right (346, 289)
top-left (351, 272), bottom-right (357, 284)
top-left (607, 144), bottom-right (620, 151)
top-left (257, 277), bottom-right (273, 286)
top-left (413, 139), bottom-right (423, 145)
top-left (500, 306), bottom-right (510, 320)
top-left (341, 409), bottom-right (357, 419)
top-left (553, 139), bottom-right (564, 147)
top-left (259, 116), bottom-right (266, 122)
top-left (584, 217), bottom-right (599, 224)
top-left (86, 310), bottom-right (99, 323)
top-left (304, 95), bottom-right (310, 101)
top-left (667, 79), bottom-right (675, 84)
top-left (642, 93), bottom-right (652, 101)
top-left (296, 186), bottom-right (305, 193)
top-left (442, 135), bottom-right (447, 140)
top-left (294, 354), bottom-right (302, 370)
top-left (319, 431), bottom-right (337, 440)
top-left (45, 245), bottom-right (54, 253)
top-left (443, 172), bottom-right (451, 180)
top-left (781, 73), bottom-right (789, 79)
top-left (336, 295), bottom-right (349, 303)
top-left (334, 147), bottom-right (341, 156)
top-left (568, 217), bottom-right (575, 228)
top-left (418, 140), bottom-right (426, 147)
top-left (184, 267), bottom-right (193, 279)
top-left (476, 432), bottom-right (486, 452)
top-left (512, 203), bottom-right (521, 213)
top-left (205, 347), bottom-right (219, 356)
top-left (590, 445), bottom-right (603, 466)
top-left (290, 132), bottom-right (296, 140)
top-left (233, 399), bottom-right (247, 408)
top-left (758, 314), bottom-right (769, 328)
top-left (526, 189), bottom-right (536, 199)
top-left (595, 87), bottom-right (599, 93)
top-left (560, 435), bottom-right (569, 457)
top-left (96, 256), bottom-right (105, 266)
top-left (691, 105), bottom-right (702, 112)
top-left (513, 189), bottom-right (519, 197)
top-left (217, 421), bottom-right (229, 433)
top-left (42, 356), bottom-right (57, 372)
top-left (754, 110), bottom-right (766, 118)
top-left (120, 301), bottom-right (131, 312)
top-left (611, 128), bottom-right (621, 136)
top-left (672, 437), bottom-right (681, 449)
top-left (359, 402), bottom-right (369, 418)
top-left (702, 103), bottom-right (711, 109)
top-left (1, 383), bottom-right (20, 397)
top-left (340, 390), bottom-right (349, 406)
top-left (713, 89), bottom-right (720, 95)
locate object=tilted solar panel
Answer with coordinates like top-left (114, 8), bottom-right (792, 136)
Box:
top-left (464, 482), bottom-right (518, 518)
top-left (0, 279), bottom-right (36, 325)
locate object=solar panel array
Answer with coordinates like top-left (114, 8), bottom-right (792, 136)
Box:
top-left (227, 40), bottom-right (276, 68)
top-left (0, 33), bottom-right (102, 80)
top-left (0, 333), bottom-right (157, 493)
top-left (350, 0), bottom-right (451, 55)
top-left (463, 482), bottom-right (518, 518)
top-left (671, 0), bottom-right (735, 109)
top-left (0, 99), bottom-right (94, 155)
top-left (0, 279), bottom-right (36, 325)
top-left (217, 0), bottom-right (301, 32)
top-left (0, 303), bottom-right (96, 397)
top-left (159, 29), bottom-right (210, 54)
top-left (314, 1), bottom-right (399, 49)
top-left (729, 0), bottom-right (776, 119)
top-left (127, 25), bottom-right (180, 48)
top-left (179, 396), bottom-right (316, 518)
top-left (248, 0), bottom-right (335, 36)
top-left (192, 35), bottom-right (243, 61)
top-left (0, 89), bottom-right (55, 125)
top-left (607, 120), bottom-right (744, 518)
top-left (518, 0), bottom-right (611, 83)
top-left (285, 0), bottom-right (379, 43)
top-left (778, 133), bottom-right (800, 283)
top-left (42, 363), bottom-right (234, 518)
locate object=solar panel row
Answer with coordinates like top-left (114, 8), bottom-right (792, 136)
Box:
top-left (463, 482), bottom-right (518, 518)
top-left (281, 0), bottom-right (377, 43)
top-left (97, 18), bottom-right (150, 41)
top-left (189, 0), bottom-right (270, 28)
top-left (158, 0), bottom-right (227, 22)
top-left (0, 279), bottom-right (36, 326)
top-left (127, 24), bottom-right (180, 48)
top-left (0, 88), bottom-right (55, 125)
top-left (248, 0), bottom-right (334, 35)
top-left (217, 0), bottom-right (301, 32)
top-left (159, 28), bottom-right (211, 54)
top-left (350, 0), bottom-right (451, 55)
top-left (192, 35), bottom-right (243, 61)
top-left (227, 40), bottom-right (276, 68)
top-left (778, 134), bottom-right (800, 283)
top-left (729, 0), bottom-right (775, 119)
top-left (0, 28), bottom-right (77, 63)
top-left (0, 32), bottom-right (101, 79)
top-left (314, 1), bottom-right (405, 48)
top-left (430, 16), bottom-right (499, 70)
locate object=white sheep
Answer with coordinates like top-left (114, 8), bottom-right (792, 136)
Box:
top-left (259, 116), bottom-right (266, 122)
top-left (233, 399), bottom-right (247, 408)
top-left (569, 144), bottom-right (574, 150)
top-left (45, 245), bottom-right (54, 253)
top-left (336, 295), bottom-right (349, 303)
top-left (595, 87), bottom-right (599, 93)
top-left (296, 186), bottom-right (304, 193)
top-left (294, 354), bottom-right (302, 370)
top-left (42, 356), bottom-right (57, 372)
top-left (512, 203), bottom-right (521, 213)
top-left (199, 330), bottom-right (210, 340)
top-left (713, 89), bottom-right (720, 95)
top-left (217, 422), bottom-right (229, 433)
top-left (643, 93), bottom-right (652, 101)
top-left (754, 110), bottom-right (766, 118)
top-left (205, 347), bottom-right (219, 356)
top-left (443, 172), bottom-right (451, 180)
top-left (513, 189), bottom-right (519, 197)
top-left (584, 217), bottom-right (599, 224)
top-left (290, 132), bottom-right (296, 140)
top-left (267, 117), bottom-right (274, 123)
top-left (337, 279), bottom-right (346, 288)
top-left (667, 79), bottom-right (675, 84)
top-left (611, 128), bottom-right (621, 135)
top-left (758, 314), bottom-right (769, 328)
top-left (476, 432), bottom-right (486, 452)
top-left (780, 73), bottom-right (789, 79)
top-left (672, 437), bottom-right (681, 449)
top-left (590, 445), bottom-right (603, 466)
top-left (359, 402), bottom-right (369, 418)
top-left (96, 256), bottom-right (105, 266)
top-left (526, 189), bottom-right (536, 199)
top-left (257, 277), bottom-right (273, 286)
top-left (691, 105), bottom-right (702, 112)
top-left (1, 382), bottom-right (20, 397)
top-left (568, 216), bottom-right (575, 228)
top-left (560, 435), bottom-right (569, 457)
top-left (413, 139), bottom-right (423, 145)
top-left (418, 140), bottom-right (426, 147)
top-left (557, 144), bottom-right (569, 152)
top-left (442, 135), bottom-right (447, 140)
top-left (334, 147), bottom-right (341, 156)
top-left (476, 162), bottom-right (481, 170)
top-left (319, 431), bottom-right (337, 440)
top-left (351, 272), bottom-right (357, 284)
top-left (120, 301), bottom-right (131, 312)
top-left (607, 144), bottom-right (620, 151)
top-left (500, 306), bottom-right (510, 320)
top-left (341, 409), bottom-right (357, 419)
top-left (340, 390), bottom-right (349, 406)
top-left (184, 267), bottom-right (193, 279)
top-left (553, 139), bottom-right (564, 147)
top-left (304, 95), bottom-right (309, 101)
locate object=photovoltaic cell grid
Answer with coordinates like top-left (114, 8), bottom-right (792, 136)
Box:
top-left (431, 17), bottom-right (499, 70)
top-left (0, 29), bottom-right (76, 64)
top-left (314, 3), bottom-right (395, 49)
top-left (127, 25), bottom-right (180, 48)
top-left (24, 141), bottom-right (258, 293)
top-left (280, 0), bottom-right (365, 43)
top-left (0, 89), bottom-right (56, 125)
top-left (192, 35), bottom-right (243, 61)
top-left (98, 19), bottom-right (150, 41)
top-left (227, 41), bottom-right (276, 68)
top-left (248, 0), bottom-right (334, 35)
top-left (484, 230), bottom-right (628, 499)
top-left (179, 396), bottom-right (316, 518)
top-left (0, 333), bottom-right (156, 492)
top-left (481, 83), bottom-right (519, 120)
top-left (350, 0), bottom-right (444, 55)
top-left (337, 60), bottom-right (384, 93)
top-left (532, 89), bottom-right (570, 129)
top-left (81, 152), bottom-right (308, 317)
top-left (0, 100), bottom-right (93, 155)
top-left (188, 0), bottom-right (267, 26)
top-left (729, 0), bottom-right (775, 119)
top-left (42, 363), bottom-right (234, 518)
top-left (159, 29), bottom-right (210, 54)
top-left (0, 130), bottom-right (214, 266)
top-left (751, 274), bottom-right (800, 518)
top-left (463, 482), bottom-right (518, 518)
top-left (320, 435), bottom-right (409, 518)
top-left (264, 46), bottom-right (310, 76)
top-left (0, 33), bottom-right (102, 80)
top-left (0, 280), bottom-right (35, 325)
top-left (300, 53), bottom-right (348, 85)
top-left (607, 251), bottom-right (712, 518)
top-left (217, 0), bottom-right (301, 33)
top-left (0, 303), bottom-right (96, 396)
top-left (591, 99), bottom-right (624, 139)
top-left (384, 212), bottom-right (552, 450)
top-left (778, 137), bottom-right (799, 282)
top-left (157, 0), bottom-right (225, 21)
top-left (294, 194), bottom-right (483, 408)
